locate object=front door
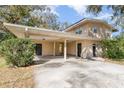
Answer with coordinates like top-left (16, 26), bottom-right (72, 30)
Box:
top-left (92, 44), bottom-right (96, 57)
top-left (35, 44), bottom-right (42, 56)
top-left (77, 43), bottom-right (82, 57)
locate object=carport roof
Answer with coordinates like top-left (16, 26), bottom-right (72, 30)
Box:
top-left (4, 23), bottom-right (100, 41)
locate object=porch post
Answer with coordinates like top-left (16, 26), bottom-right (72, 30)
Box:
top-left (25, 27), bottom-right (29, 38)
top-left (76, 41), bottom-right (77, 57)
top-left (53, 42), bottom-right (56, 56)
top-left (64, 40), bottom-right (67, 61)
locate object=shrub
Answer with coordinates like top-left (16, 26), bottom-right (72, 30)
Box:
top-left (101, 38), bottom-right (124, 59)
top-left (0, 38), bottom-right (35, 67)
top-left (0, 32), bottom-right (15, 43)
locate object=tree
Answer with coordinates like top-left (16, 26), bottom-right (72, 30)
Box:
top-left (0, 5), bottom-right (62, 30)
top-left (0, 5), bottom-right (31, 24)
top-left (87, 5), bottom-right (124, 17)
top-left (59, 22), bottom-right (70, 31)
top-left (86, 5), bottom-right (102, 15)
top-left (86, 5), bottom-right (124, 28)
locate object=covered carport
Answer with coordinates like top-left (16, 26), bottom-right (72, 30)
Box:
top-left (3, 23), bottom-right (99, 61)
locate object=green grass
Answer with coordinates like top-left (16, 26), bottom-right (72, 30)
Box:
top-left (0, 56), bottom-right (8, 68)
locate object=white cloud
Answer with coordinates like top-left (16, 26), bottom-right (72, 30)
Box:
top-left (67, 5), bottom-right (94, 18)
top-left (68, 5), bottom-right (113, 22)
top-left (68, 5), bottom-right (87, 16)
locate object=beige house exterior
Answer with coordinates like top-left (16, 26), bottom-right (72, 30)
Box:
top-left (3, 19), bottom-right (115, 61)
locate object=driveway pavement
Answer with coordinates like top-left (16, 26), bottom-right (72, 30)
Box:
top-left (34, 57), bottom-right (124, 88)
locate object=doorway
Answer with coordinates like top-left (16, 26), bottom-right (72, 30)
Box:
top-left (92, 44), bottom-right (96, 57)
top-left (35, 44), bottom-right (42, 56)
top-left (59, 43), bottom-right (64, 56)
top-left (77, 43), bottom-right (82, 57)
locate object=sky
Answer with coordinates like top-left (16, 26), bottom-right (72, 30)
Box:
top-left (49, 5), bottom-right (119, 35)
top-left (51, 5), bottom-right (112, 24)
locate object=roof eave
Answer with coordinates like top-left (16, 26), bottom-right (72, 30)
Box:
top-left (63, 19), bottom-right (114, 32)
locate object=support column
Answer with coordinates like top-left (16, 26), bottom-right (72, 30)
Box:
top-left (25, 27), bottom-right (29, 38)
top-left (76, 41), bottom-right (77, 57)
top-left (64, 40), bottom-right (67, 61)
top-left (53, 42), bottom-right (56, 56)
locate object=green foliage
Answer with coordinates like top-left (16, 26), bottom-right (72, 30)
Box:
top-left (0, 32), bottom-right (15, 43)
top-left (86, 5), bottom-right (124, 29)
top-left (101, 33), bottom-right (124, 59)
top-left (59, 22), bottom-right (70, 31)
top-left (86, 5), bottom-right (102, 15)
top-left (0, 5), bottom-right (68, 30)
top-left (0, 38), bottom-right (35, 67)
top-left (87, 5), bottom-right (124, 17)
top-left (0, 5), bottom-right (31, 24)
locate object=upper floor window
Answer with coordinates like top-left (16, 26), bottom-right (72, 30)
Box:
top-left (75, 28), bottom-right (82, 34)
top-left (92, 27), bottom-right (97, 33)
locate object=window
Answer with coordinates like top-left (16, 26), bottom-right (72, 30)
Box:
top-left (92, 27), bottom-right (97, 33)
top-left (75, 28), bottom-right (82, 34)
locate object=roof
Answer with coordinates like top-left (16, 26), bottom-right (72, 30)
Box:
top-left (64, 18), bottom-right (115, 32)
top-left (3, 18), bottom-right (115, 41)
top-left (4, 23), bottom-right (100, 41)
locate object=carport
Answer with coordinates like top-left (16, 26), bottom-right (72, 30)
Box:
top-left (4, 23), bottom-right (99, 61)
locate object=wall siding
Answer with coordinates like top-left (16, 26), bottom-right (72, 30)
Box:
top-left (67, 22), bottom-right (112, 39)
top-left (67, 41), bottom-right (76, 56)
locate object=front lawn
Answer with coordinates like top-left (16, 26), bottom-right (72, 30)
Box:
top-left (0, 56), bottom-right (35, 88)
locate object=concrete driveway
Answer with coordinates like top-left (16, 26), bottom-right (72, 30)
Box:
top-left (34, 57), bottom-right (124, 88)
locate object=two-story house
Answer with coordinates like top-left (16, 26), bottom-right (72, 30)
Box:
top-left (3, 18), bottom-right (115, 61)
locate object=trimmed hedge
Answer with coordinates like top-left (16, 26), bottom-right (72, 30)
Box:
top-left (0, 38), bottom-right (35, 67)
